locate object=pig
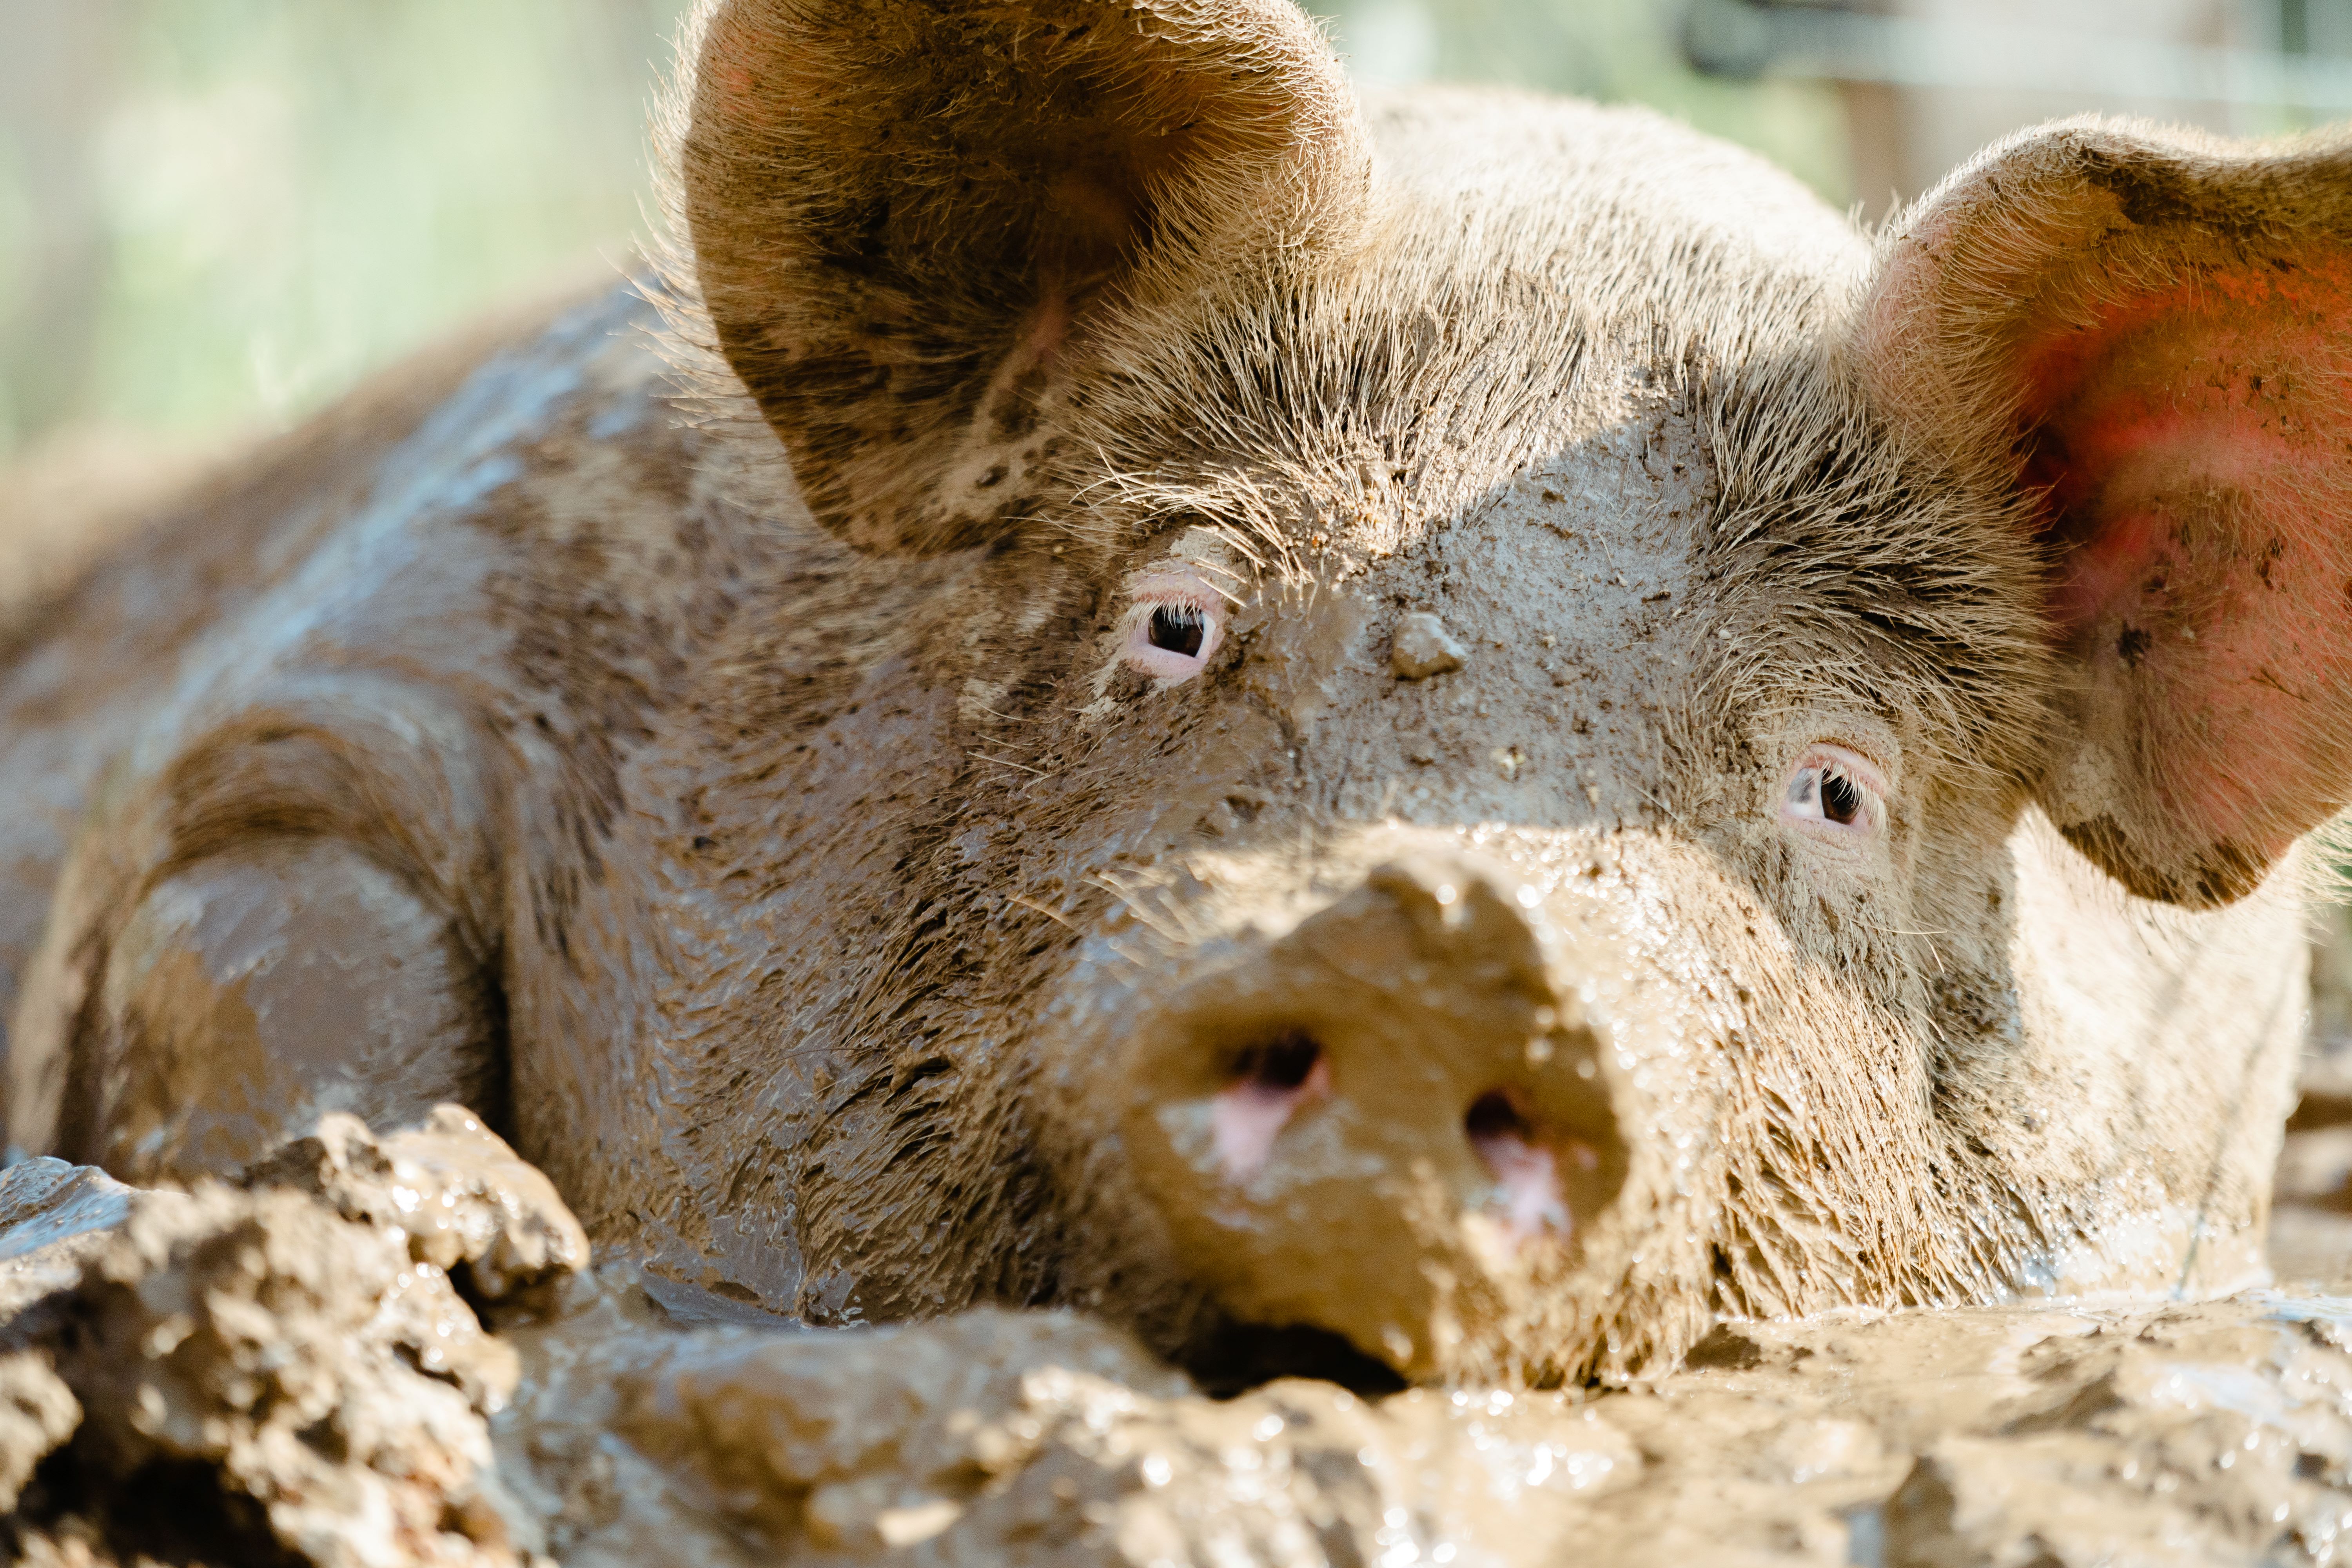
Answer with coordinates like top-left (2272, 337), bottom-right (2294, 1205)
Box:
top-left (0, 0), bottom-right (2345, 1387)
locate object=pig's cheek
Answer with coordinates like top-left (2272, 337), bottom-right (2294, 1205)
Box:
top-left (1075, 629), bottom-right (1234, 727)
top-left (1786, 824), bottom-right (1881, 870)
top-left (1783, 828), bottom-right (1898, 909)
top-left (1773, 815), bottom-right (1906, 943)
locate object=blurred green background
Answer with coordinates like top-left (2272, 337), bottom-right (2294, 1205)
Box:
top-left (0, 0), bottom-right (690, 465)
top-left (0, 0), bottom-right (1850, 469)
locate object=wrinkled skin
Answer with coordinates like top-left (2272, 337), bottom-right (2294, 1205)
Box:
top-left (2, 0), bottom-right (2347, 1387)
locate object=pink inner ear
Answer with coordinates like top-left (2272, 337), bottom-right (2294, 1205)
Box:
top-left (2016, 253), bottom-right (2352, 857)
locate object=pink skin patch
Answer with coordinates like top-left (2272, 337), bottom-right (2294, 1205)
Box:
top-left (1013, 294), bottom-right (1069, 372)
top-left (1210, 1052), bottom-right (1330, 1181)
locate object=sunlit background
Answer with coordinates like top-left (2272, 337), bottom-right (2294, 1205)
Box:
top-left (0, 0), bottom-right (2337, 471)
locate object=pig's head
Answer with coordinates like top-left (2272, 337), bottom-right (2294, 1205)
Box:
top-left (651, 0), bottom-right (2352, 1384)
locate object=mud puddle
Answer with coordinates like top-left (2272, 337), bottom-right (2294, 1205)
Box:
top-left (501, 1274), bottom-right (2352, 1568)
top-left (0, 1114), bottom-right (2347, 1566)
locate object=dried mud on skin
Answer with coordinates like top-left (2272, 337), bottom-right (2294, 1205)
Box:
top-left (0, 1119), bottom-right (2348, 1566)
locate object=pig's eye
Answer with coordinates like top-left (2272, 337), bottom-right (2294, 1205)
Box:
top-left (1122, 570), bottom-right (1227, 683)
top-left (1782, 745), bottom-right (1886, 838)
top-left (1149, 605), bottom-right (1205, 657)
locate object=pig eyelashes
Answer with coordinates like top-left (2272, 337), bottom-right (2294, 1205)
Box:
top-left (1150, 606), bottom-right (1206, 657)
top-left (1120, 571), bottom-right (1228, 682)
top-left (1782, 744), bottom-right (1887, 838)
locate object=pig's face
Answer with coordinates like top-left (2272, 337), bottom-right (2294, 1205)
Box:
top-left (660, 0), bottom-right (2352, 1383)
top-left (843, 205), bottom-right (2050, 1383)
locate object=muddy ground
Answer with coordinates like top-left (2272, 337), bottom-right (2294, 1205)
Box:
top-left (8, 929), bottom-right (2352, 1567)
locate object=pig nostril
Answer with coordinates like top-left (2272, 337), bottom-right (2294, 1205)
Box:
top-left (1211, 1030), bottom-right (1328, 1183)
top-left (1234, 1030), bottom-right (1322, 1093)
top-left (1465, 1088), bottom-right (1575, 1244)
top-left (1464, 1090), bottom-right (1528, 1146)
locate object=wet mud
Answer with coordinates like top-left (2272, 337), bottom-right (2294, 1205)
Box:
top-left (0, 1106), bottom-right (2347, 1566)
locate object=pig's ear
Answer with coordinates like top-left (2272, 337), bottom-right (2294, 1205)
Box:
top-left (670, 0), bottom-right (1368, 554)
top-left (1859, 120), bottom-right (2352, 906)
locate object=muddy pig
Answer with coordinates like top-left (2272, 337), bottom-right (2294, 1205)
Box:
top-left (1, 0), bottom-right (2348, 1386)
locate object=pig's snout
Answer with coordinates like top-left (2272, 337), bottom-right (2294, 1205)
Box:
top-left (1122, 853), bottom-right (1635, 1381)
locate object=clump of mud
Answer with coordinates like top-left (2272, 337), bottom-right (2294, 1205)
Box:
top-left (0, 1110), bottom-right (578, 1567)
top-left (2, 1109), bottom-right (2349, 1567)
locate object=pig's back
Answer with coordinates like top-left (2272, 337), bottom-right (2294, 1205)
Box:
top-left (0, 279), bottom-right (741, 1124)
top-left (0, 308), bottom-right (548, 1067)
